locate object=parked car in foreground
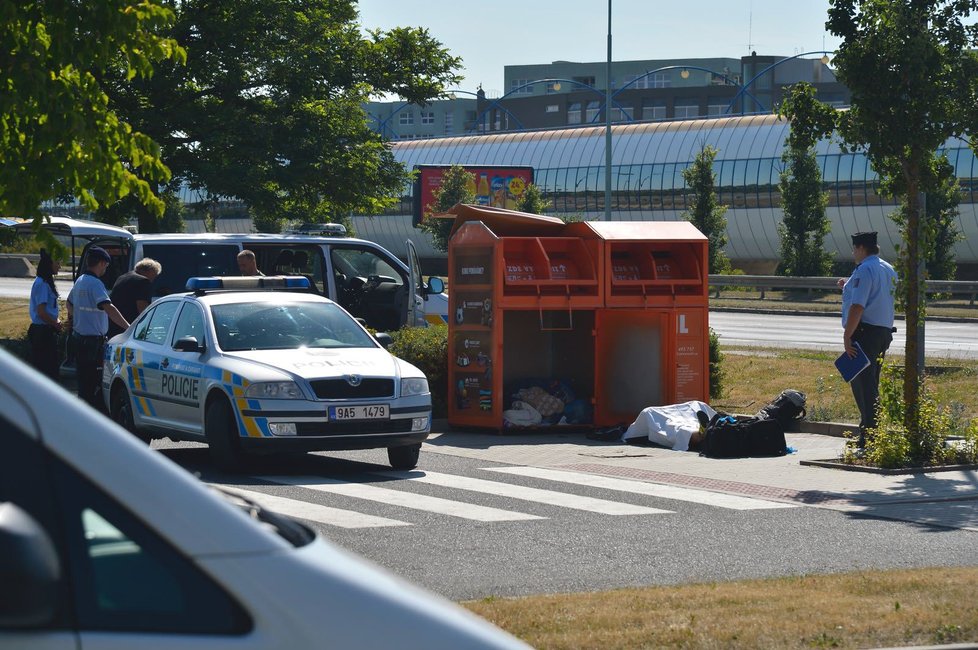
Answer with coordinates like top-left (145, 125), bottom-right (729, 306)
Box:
top-left (0, 346), bottom-right (528, 649)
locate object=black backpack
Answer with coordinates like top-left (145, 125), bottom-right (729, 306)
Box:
top-left (699, 414), bottom-right (787, 458)
top-left (755, 390), bottom-right (807, 428)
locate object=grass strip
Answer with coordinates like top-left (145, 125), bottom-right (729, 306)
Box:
top-left (464, 567), bottom-right (978, 649)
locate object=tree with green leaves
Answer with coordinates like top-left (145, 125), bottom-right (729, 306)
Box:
top-left (101, 0), bottom-right (462, 233)
top-left (681, 145), bottom-right (731, 275)
top-left (1, 0), bottom-right (185, 251)
top-left (780, 0), bottom-right (978, 443)
top-left (777, 85), bottom-right (833, 277)
top-left (515, 184), bottom-right (550, 214)
top-left (418, 165), bottom-right (475, 252)
top-left (891, 154), bottom-right (961, 283)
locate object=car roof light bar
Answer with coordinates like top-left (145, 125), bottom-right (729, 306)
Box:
top-left (185, 276), bottom-right (312, 293)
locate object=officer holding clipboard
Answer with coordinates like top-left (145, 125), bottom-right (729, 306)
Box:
top-left (839, 231), bottom-right (897, 447)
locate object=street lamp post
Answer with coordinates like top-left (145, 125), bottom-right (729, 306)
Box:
top-left (604, 0), bottom-right (612, 221)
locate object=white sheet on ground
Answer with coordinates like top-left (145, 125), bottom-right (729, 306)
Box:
top-left (622, 401), bottom-right (717, 451)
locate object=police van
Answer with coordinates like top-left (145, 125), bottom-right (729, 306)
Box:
top-left (18, 216), bottom-right (449, 332)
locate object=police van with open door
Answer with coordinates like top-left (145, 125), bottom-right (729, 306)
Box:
top-left (23, 217), bottom-right (448, 332)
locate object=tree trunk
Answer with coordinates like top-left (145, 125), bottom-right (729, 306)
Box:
top-left (903, 173), bottom-right (921, 441)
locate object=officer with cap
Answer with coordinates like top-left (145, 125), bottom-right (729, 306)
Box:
top-left (839, 231), bottom-right (897, 446)
top-left (66, 246), bottom-right (130, 410)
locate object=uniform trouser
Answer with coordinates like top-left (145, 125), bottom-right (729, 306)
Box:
top-left (74, 334), bottom-right (105, 411)
top-left (850, 322), bottom-right (894, 444)
top-left (28, 324), bottom-right (60, 382)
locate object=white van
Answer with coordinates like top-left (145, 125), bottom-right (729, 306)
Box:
top-left (0, 347), bottom-right (528, 649)
top-left (16, 216), bottom-right (448, 331)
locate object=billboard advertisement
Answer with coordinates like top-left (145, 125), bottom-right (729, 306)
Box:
top-left (412, 165), bottom-right (534, 226)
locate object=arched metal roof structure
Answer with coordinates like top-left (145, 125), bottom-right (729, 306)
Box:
top-left (354, 114), bottom-right (978, 268)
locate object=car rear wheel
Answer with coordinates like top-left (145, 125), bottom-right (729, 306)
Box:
top-left (111, 386), bottom-right (151, 444)
top-left (387, 443), bottom-right (421, 470)
top-left (206, 398), bottom-right (244, 471)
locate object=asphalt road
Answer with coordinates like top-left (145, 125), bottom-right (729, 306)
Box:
top-left (710, 310), bottom-right (978, 360)
top-left (153, 440), bottom-right (978, 601)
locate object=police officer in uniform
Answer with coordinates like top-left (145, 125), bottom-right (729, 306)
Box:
top-left (840, 231), bottom-right (897, 446)
top-left (66, 247), bottom-right (130, 410)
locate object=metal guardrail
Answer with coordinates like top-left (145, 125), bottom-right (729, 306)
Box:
top-left (709, 274), bottom-right (978, 305)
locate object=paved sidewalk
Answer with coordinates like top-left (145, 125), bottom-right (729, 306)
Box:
top-left (424, 422), bottom-right (978, 531)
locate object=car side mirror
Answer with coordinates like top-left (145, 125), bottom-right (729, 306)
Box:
top-left (374, 332), bottom-right (393, 349)
top-left (174, 336), bottom-right (204, 353)
top-left (427, 276), bottom-right (445, 295)
top-left (0, 502), bottom-right (61, 627)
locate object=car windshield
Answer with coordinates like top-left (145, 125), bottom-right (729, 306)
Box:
top-left (211, 300), bottom-right (376, 351)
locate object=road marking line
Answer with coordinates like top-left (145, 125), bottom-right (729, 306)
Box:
top-left (260, 476), bottom-right (543, 522)
top-left (484, 467), bottom-right (798, 511)
top-left (380, 470), bottom-right (672, 515)
top-left (222, 487), bottom-right (410, 529)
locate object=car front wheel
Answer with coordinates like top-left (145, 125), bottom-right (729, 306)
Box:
top-left (387, 443), bottom-right (421, 470)
top-left (206, 398), bottom-right (244, 472)
top-left (111, 385), bottom-right (151, 444)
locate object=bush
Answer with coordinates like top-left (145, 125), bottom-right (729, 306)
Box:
top-left (852, 359), bottom-right (975, 468)
top-left (389, 324), bottom-right (448, 418)
top-left (709, 327), bottom-right (725, 399)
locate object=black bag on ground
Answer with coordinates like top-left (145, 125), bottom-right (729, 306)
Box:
top-left (699, 414), bottom-right (787, 458)
top-left (755, 389), bottom-right (807, 428)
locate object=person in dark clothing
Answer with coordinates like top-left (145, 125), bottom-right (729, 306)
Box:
top-left (28, 249), bottom-right (63, 380)
top-left (108, 258), bottom-right (161, 338)
top-left (66, 247), bottom-right (130, 410)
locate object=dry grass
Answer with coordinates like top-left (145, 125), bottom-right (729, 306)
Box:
top-left (715, 348), bottom-right (978, 425)
top-left (465, 567), bottom-right (978, 649)
top-left (0, 298), bottom-right (30, 339)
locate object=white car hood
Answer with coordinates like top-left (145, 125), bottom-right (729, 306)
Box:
top-left (226, 347), bottom-right (401, 381)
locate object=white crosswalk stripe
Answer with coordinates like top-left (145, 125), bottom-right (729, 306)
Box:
top-left (378, 470), bottom-right (672, 515)
top-left (222, 487), bottom-right (411, 529)
top-left (260, 475), bottom-right (544, 522)
top-left (484, 467), bottom-right (798, 511)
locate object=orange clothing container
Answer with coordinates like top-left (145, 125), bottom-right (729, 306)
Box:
top-left (444, 204), bottom-right (709, 430)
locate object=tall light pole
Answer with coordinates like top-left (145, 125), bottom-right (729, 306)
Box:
top-left (604, 0), bottom-right (612, 221)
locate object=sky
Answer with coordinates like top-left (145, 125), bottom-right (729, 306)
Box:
top-left (356, 0), bottom-right (842, 98)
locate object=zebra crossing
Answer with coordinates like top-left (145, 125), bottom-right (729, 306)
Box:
top-left (215, 466), bottom-right (800, 530)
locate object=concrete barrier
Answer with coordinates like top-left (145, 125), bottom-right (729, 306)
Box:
top-left (0, 255), bottom-right (35, 278)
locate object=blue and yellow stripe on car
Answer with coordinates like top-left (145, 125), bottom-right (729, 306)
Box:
top-left (120, 348), bottom-right (156, 417)
top-left (206, 368), bottom-right (269, 438)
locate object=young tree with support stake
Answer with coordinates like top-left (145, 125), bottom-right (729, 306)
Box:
top-left (780, 0), bottom-right (978, 446)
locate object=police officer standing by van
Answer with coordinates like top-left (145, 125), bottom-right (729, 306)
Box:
top-left (66, 247), bottom-right (130, 410)
top-left (840, 231), bottom-right (897, 447)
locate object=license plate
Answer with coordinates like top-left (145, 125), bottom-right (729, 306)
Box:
top-left (329, 404), bottom-right (389, 421)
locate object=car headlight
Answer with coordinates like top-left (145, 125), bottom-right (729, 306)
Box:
top-left (401, 377), bottom-right (429, 397)
top-left (244, 381), bottom-right (302, 399)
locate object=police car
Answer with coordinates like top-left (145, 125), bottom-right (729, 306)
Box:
top-left (101, 276), bottom-right (431, 470)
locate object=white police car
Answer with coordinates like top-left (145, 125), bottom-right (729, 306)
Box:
top-left (101, 276), bottom-right (431, 470)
